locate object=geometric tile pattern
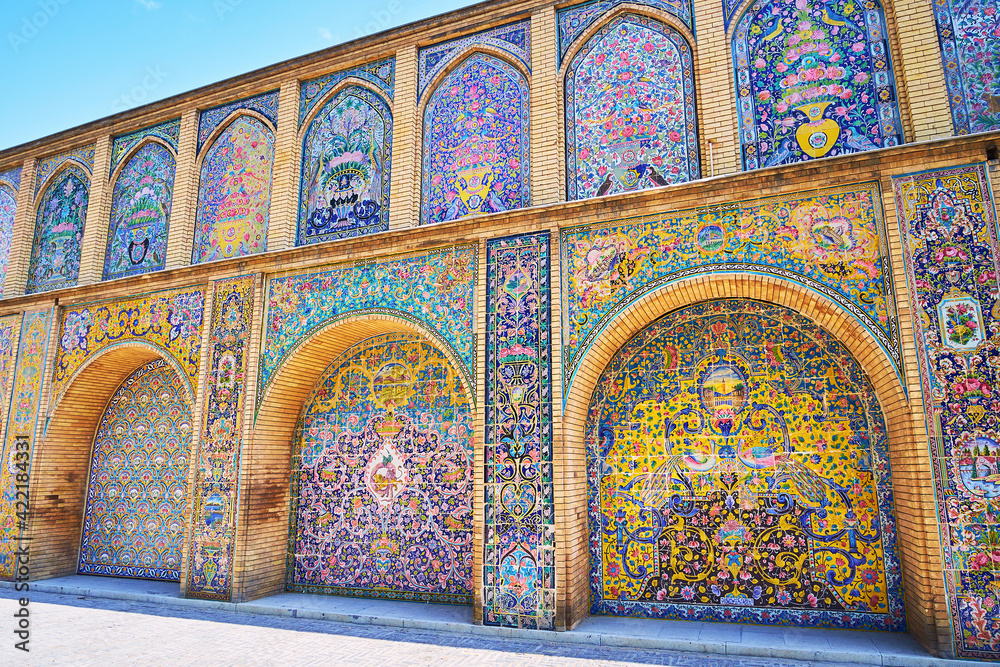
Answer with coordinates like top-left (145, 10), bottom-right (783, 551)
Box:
top-left (557, 0), bottom-right (694, 60)
top-left (297, 86), bottom-right (392, 245)
top-left (586, 299), bottom-right (906, 630)
top-left (186, 275), bottom-right (257, 601)
top-left (0, 311), bottom-right (51, 578)
top-left (35, 147), bottom-right (95, 195)
top-left (260, 244), bottom-right (477, 408)
top-left (418, 21), bottom-right (530, 98)
top-left (27, 163), bottom-right (90, 294)
top-left (484, 232), bottom-right (555, 630)
top-left (193, 115), bottom-right (275, 264)
top-left (78, 359), bottom-right (193, 580)
top-left (104, 141), bottom-right (176, 280)
top-left (565, 13), bottom-right (699, 200)
top-left (288, 333), bottom-right (473, 604)
top-left (110, 119), bottom-right (181, 175)
top-left (933, 0), bottom-right (1000, 135)
top-left (198, 91), bottom-right (279, 152)
top-left (52, 287), bottom-right (205, 405)
top-left (733, 0), bottom-right (903, 170)
top-left (299, 58), bottom-right (395, 125)
top-left (894, 163), bottom-right (1000, 660)
top-left (421, 53), bottom-right (530, 225)
top-left (560, 181), bottom-right (900, 397)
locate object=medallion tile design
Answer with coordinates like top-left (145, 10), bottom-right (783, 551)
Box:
top-left (421, 53), bottom-right (530, 225)
top-left (27, 163), bottom-right (90, 294)
top-left (298, 86), bottom-right (392, 244)
top-left (187, 275), bottom-right (256, 601)
top-left (261, 244), bottom-right (476, 406)
top-left (587, 300), bottom-right (904, 629)
top-left (52, 287), bottom-right (205, 405)
top-left (299, 58), bottom-right (395, 126)
top-left (484, 232), bottom-right (555, 630)
top-left (417, 21), bottom-right (530, 98)
top-left (733, 0), bottom-right (903, 170)
top-left (565, 13), bottom-right (699, 201)
top-left (78, 359), bottom-right (193, 580)
top-left (561, 181), bottom-right (900, 395)
top-left (0, 183), bottom-right (17, 297)
top-left (0, 311), bottom-right (50, 578)
top-left (557, 0), bottom-right (694, 59)
top-left (193, 115), bottom-right (275, 263)
top-left (111, 119), bottom-right (181, 174)
top-left (894, 164), bottom-right (1000, 660)
top-left (35, 147), bottom-right (95, 195)
top-left (288, 333), bottom-right (473, 603)
top-left (104, 142), bottom-right (176, 280)
top-left (933, 0), bottom-right (1000, 135)
top-left (0, 167), bottom-right (21, 193)
top-left (198, 91), bottom-right (279, 152)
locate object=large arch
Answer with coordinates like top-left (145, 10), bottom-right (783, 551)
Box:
top-left (560, 272), bottom-right (939, 635)
top-left (29, 343), bottom-right (192, 582)
top-left (236, 312), bottom-right (478, 602)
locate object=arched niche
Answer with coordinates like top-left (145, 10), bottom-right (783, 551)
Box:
top-left (27, 162), bottom-right (90, 294)
top-left (0, 183), bottom-right (16, 295)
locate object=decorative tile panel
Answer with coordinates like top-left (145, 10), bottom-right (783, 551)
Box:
top-left (421, 53), bottom-right (530, 225)
top-left (288, 333), bottom-right (473, 603)
top-left (0, 183), bottom-right (16, 297)
top-left (587, 299), bottom-right (905, 630)
top-left (299, 58), bottom-right (395, 126)
top-left (261, 244), bottom-right (476, 407)
top-left (733, 0), bottom-right (903, 170)
top-left (561, 181), bottom-right (900, 396)
top-left (0, 311), bottom-right (50, 578)
top-left (27, 164), bottom-right (89, 294)
top-left (894, 164), bottom-right (1000, 660)
top-left (484, 232), bottom-right (555, 630)
top-left (558, 0), bottom-right (694, 59)
top-left (186, 275), bottom-right (257, 601)
top-left (110, 119), bottom-right (181, 175)
top-left (198, 91), bottom-right (279, 152)
top-left (104, 142), bottom-right (176, 280)
top-left (418, 21), bottom-right (530, 98)
top-left (0, 167), bottom-right (21, 193)
top-left (933, 0), bottom-right (1000, 135)
top-left (298, 86), bottom-right (392, 244)
top-left (35, 147), bottom-right (94, 195)
top-left (565, 13), bottom-right (699, 201)
top-left (193, 116), bottom-right (274, 263)
top-left (78, 359), bottom-right (193, 580)
top-left (52, 287), bottom-right (205, 405)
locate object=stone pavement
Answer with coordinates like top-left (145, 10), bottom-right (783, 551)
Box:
top-left (0, 578), bottom-right (989, 666)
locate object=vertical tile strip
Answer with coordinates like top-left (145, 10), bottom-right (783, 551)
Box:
top-left (894, 163), bottom-right (1000, 661)
top-left (186, 275), bottom-right (257, 600)
top-left (0, 311), bottom-right (50, 578)
top-left (484, 232), bottom-right (555, 630)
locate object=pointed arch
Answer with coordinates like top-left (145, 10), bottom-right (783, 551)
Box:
top-left (420, 50), bottom-right (531, 225)
top-left (297, 80), bottom-right (393, 245)
top-left (0, 182), bottom-right (16, 296)
top-left (104, 138), bottom-right (177, 280)
top-left (193, 111), bottom-right (275, 264)
top-left (27, 160), bottom-right (90, 294)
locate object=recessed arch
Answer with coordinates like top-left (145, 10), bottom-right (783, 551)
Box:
top-left (28, 344), bottom-right (192, 583)
top-left (237, 312), bottom-right (478, 601)
top-left (0, 182), bottom-right (17, 295)
top-left (27, 161), bottom-right (91, 294)
top-left (419, 48), bottom-right (531, 226)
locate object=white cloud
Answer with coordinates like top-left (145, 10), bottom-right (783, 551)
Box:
top-left (318, 27), bottom-right (333, 42)
top-left (135, 0), bottom-right (162, 10)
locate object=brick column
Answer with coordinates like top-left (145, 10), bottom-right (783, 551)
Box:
top-left (530, 7), bottom-right (561, 206)
top-left (388, 45), bottom-right (419, 230)
top-left (692, 0), bottom-right (740, 177)
top-left (77, 135), bottom-right (112, 285)
top-left (4, 158), bottom-right (37, 298)
top-left (267, 80), bottom-right (301, 252)
top-left (166, 109), bottom-right (199, 270)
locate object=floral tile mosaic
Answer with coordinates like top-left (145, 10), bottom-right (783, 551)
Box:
top-left (299, 58), bottom-right (395, 126)
top-left (197, 90), bottom-right (279, 152)
top-left (27, 163), bottom-right (89, 294)
top-left (417, 21), bottom-right (530, 98)
top-left (110, 119), bottom-right (181, 175)
top-left (933, 0), bottom-right (1000, 135)
top-left (557, 0), bottom-right (694, 59)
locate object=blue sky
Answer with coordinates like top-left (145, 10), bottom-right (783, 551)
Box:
top-left (0, 0), bottom-right (475, 151)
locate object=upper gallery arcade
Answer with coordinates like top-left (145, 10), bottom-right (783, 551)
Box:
top-left (0, 0), bottom-right (997, 662)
